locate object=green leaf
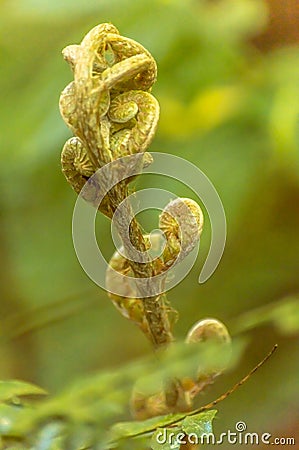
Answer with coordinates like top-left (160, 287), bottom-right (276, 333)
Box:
top-left (108, 409), bottom-right (218, 445)
top-left (34, 422), bottom-right (65, 450)
top-left (0, 380), bottom-right (47, 403)
top-left (182, 410), bottom-right (217, 437)
top-left (0, 403), bottom-right (30, 435)
top-left (151, 428), bottom-right (182, 450)
top-left (62, 423), bottom-right (95, 449)
top-left (108, 413), bottom-right (185, 440)
top-left (232, 297), bottom-right (299, 335)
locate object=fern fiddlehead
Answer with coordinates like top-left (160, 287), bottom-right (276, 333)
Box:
top-left (59, 25), bottom-right (229, 421)
top-left (59, 23), bottom-right (174, 347)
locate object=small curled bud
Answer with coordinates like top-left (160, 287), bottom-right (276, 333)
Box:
top-left (108, 90), bottom-right (160, 156)
top-left (160, 198), bottom-right (204, 242)
top-left (105, 246), bottom-right (150, 338)
top-left (130, 388), bottom-right (168, 420)
top-left (186, 318), bottom-right (231, 345)
top-left (131, 378), bottom-right (189, 420)
top-left (186, 318), bottom-right (231, 393)
top-left (131, 376), bottom-right (196, 420)
top-left (159, 198), bottom-right (204, 267)
top-left (59, 81), bottom-right (78, 131)
top-left (61, 137), bottom-right (95, 194)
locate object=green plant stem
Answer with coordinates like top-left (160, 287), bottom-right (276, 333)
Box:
top-left (111, 184), bottom-right (173, 348)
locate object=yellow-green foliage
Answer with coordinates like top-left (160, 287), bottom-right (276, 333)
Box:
top-left (0, 0), bottom-right (299, 448)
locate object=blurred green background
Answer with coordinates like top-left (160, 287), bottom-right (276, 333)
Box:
top-left (0, 0), bottom-right (299, 448)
